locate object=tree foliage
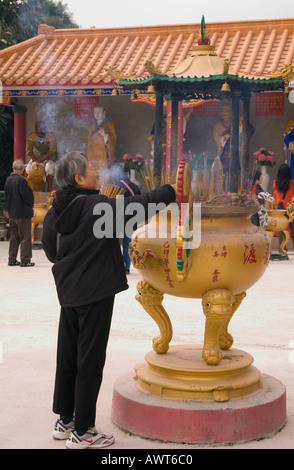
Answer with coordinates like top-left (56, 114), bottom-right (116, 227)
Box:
top-left (0, 1), bottom-right (79, 185)
top-left (0, 0), bottom-right (79, 49)
top-left (0, 106), bottom-right (14, 190)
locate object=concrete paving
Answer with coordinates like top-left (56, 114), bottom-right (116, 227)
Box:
top-left (0, 239), bottom-right (294, 450)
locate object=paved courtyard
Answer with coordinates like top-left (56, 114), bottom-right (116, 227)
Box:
top-left (0, 239), bottom-right (293, 449)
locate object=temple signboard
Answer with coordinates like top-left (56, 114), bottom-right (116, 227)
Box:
top-left (75, 96), bottom-right (100, 118)
top-left (255, 91), bottom-right (284, 116)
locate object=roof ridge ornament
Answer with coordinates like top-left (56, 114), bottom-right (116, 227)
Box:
top-left (199, 15), bottom-right (210, 45)
top-left (38, 24), bottom-right (55, 39)
top-left (268, 63), bottom-right (293, 94)
top-left (144, 60), bottom-right (162, 76)
top-left (223, 58), bottom-right (230, 76)
top-left (268, 63), bottom-right (294, 81)
top-left (193, 15), bottom-right (214, 53)
top-left (107, 65), bottom-right (137, 81)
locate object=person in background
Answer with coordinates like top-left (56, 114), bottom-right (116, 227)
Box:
top-left (251, 170), bottom-right (265, 227)
top-left (42, 151), bottom-right (176, 449)
top-left (113, 162), bottom-right (141, 274)
top-left (251, 170), bottom-right (263, 198)
top-left (4, 159), bottom-right (35, 267)
top-left (273, 163), bottom-right (294, 249)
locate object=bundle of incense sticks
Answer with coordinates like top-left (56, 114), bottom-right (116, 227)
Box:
top-left (140, 167), bottom-right (176, 191)
top-left (140, 166), bottom-right (153, 191)
top-left (100, 185), bottom-right (125, 198)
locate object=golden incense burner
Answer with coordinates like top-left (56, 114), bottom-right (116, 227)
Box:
top-left (266, 209), bottom-right (294, 255)
top-left (130, 159), bottom-right (271, 401)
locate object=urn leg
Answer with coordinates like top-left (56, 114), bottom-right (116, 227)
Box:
top-left (201, 289), bottom-right (234, 365)
top-left (219, 291), bottom-right (246, 350)
top-left (280, 230), bottom-right (290, 254)
top-left (136, 280), bottom-right (172, 353)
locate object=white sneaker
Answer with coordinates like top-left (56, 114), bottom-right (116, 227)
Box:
top-left (66, 427), bottom-right (115, 449)
top-left (52, 419), bottom-right (74, 440)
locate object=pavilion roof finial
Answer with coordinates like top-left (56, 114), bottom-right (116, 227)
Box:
top-left (201, 16), bottom-right (206, 43)
top-left (197, 15), bottom-right (210, 45)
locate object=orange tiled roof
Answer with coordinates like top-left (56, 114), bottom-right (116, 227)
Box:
top-left (0, 18), bottom-right (293, 88)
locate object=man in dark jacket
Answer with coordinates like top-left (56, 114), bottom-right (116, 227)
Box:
top-left (4, 159), bottom-right (35, 267)
top-left (42, 151), bottom-right (176, 449)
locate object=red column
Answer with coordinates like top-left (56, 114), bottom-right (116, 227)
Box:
top-left (12, 106), bottom-right (27, 162)
top-left (177, 101), bottom-right (183, 166)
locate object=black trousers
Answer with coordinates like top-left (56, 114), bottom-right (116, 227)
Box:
top-left (53, 296), bottom-right (114, 430)
top-left (8, 218), bottom-right (32, 264)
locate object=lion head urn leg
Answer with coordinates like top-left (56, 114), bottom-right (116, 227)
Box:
top-left (136, 279), bottom-right (172, 353)
top-left (202, 289), bottom-right (241, 365)
top-left (218, 291), bottom-right (246, 350)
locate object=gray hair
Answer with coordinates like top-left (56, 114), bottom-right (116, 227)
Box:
top-left (54, 152), bottom-right (88, 189)
top-left (13, 159), bottom-right (25, 170)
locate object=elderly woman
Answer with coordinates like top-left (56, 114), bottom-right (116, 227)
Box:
top-left (42, 151), bottom-right (176, 449)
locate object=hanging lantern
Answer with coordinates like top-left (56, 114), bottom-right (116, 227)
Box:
top-left (147, 84), bottom-right (155, 93)
top-left (221, 58), bottom-right (231, 92)
top-left (221, 81), bottom-right (231, 92)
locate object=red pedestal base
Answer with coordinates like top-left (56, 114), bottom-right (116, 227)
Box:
top-left (111, 373), bottom-right (286, 445)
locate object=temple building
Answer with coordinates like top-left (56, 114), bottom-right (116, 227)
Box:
top-left (0, 17), bottom-right (293, 190)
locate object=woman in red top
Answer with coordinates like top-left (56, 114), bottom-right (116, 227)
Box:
top-left (251, 170), bottom-right (264, 197)
top-left (273, 163), bottom-right (294, 249)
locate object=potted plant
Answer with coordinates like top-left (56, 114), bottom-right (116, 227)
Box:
top-left (253, 147), bottom-right (277, 191)
top-left (122, 153), bottom-right (147, 172)
top-left (253, 147), bottom-right (277, 167)
top-left (122, 153), bottom-right (147, 188)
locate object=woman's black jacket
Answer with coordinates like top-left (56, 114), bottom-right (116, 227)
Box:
top-left (42, 185), bottom-right (176, 307)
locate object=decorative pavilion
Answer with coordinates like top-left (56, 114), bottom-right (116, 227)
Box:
top-left (119, 18), bottom-right (286, 189)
